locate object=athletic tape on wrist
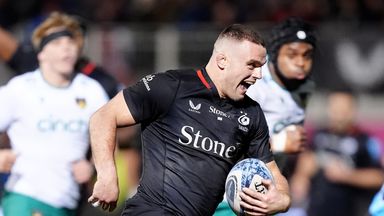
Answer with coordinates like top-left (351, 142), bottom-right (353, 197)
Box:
top-left (271, 129), bottom-right (287, 153)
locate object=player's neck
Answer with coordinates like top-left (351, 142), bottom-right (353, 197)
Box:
top-left (205, 61), bottom-right (225, 98)
top-left (39, 66), bottom-right (74, 88)
top-left (268, 63), bottom-right (285, 88)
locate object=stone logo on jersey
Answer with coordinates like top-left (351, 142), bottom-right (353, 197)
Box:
top-left (209, 106), bottom-right (231, 120)
top-left (188, 100), bottom-right (201, 114)
top-left (178, 125), bottom-right (240, 158)
top-left (142, 74), bottom-right (156, 91)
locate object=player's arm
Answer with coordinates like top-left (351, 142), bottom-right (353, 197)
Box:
top-left (266, 160), bottom-right (290, 207)
top-left (325, 167), bottom-right (384, 189)
top-left (0, 84), bottom-right (18, 173)
top-left (88, 91), bottom-right (136, 212)
top-left (323, 158), bottom-right (384, 189)
top-left (0, 27), bottom-right (18, 62)
top-left (0, 149), bottom-right (17, 172)
top-left (240, 109), bottom-right (291, 215)
top-left (289, 151), bottom-right (317, 204)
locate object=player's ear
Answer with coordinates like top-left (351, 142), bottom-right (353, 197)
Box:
top-left (37, 51), bottom-right (44, 62)
top-left (216, 53), bottom-right (227, 70)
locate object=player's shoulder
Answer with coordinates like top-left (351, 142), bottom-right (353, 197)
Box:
top-left (166, 68), bottom-right (207, 90)
top-left (162, 68), bottom-right (197, 81)
top-left (73, 72), bottom-right (107, 92)
top-left (74, 72), bottom-right (102, 84)
top-left (146, 68), bottom-right (197, 87)
top-left (5, 70), bottom-right (38, 88)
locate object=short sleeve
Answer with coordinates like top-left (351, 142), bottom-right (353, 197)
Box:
top-left (123, 71), bottom-right (179, 123)
top-left (0, 83), bottom-right (17, 131)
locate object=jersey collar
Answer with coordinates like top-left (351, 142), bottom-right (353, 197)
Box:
top-left (197, 68), bottom-right (213, 89)
top-left (197, 68), bottom-right (235, 106)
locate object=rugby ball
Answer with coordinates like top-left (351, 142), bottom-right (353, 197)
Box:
top-left (225, 158), bottom-right (274, 215)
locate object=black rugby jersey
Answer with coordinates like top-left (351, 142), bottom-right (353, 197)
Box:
top-left (123, 68), bottom-right (273, 215)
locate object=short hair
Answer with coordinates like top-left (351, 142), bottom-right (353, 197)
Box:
top-left (31, 11), bottom-right (83, 51)
top-left (217, 24), bottom-right (265, 47)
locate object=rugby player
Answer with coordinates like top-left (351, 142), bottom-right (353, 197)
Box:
top-left (0, 12), bottom-right (109, 216)
top-left (88, 23), bottom-right (291, 215)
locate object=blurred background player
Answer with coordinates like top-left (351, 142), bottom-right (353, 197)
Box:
top-left (246, 17), bottom-right (316, 169)
top-left (0, 11), bottom-right (109, 216)
top-left (214, 17), bottom-right (317, 216)
top-left (290, 90), bottom-right (384, 216)
top-left (0, 13), bottom-right (142, 215)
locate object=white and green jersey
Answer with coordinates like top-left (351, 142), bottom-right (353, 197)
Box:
top-left (246, 64), bottom-right (306, 135)
top-left (0, 69), bottom-right (108, 209)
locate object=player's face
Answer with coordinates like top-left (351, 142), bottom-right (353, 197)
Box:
top-left (39, 35), bottom-right (79, 76)
top-left (276, 42), bottom-right (314, 80)
top-left (327, 93), bottom-right (356, 132)
top-left (222, 41), bottom-right (266, 101)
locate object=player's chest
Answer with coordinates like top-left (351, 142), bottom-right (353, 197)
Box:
top-left (168, 98), bottom-right (253, 135)
top-left (20, 88), bottom-right (94, 120)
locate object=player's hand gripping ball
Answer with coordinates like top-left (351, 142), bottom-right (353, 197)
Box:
top-left (225, 158), bottom-right (274, 215)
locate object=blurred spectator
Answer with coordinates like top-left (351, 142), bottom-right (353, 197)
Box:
top-left (360, 0), bottom-right (384, 23)
top-left (177, 0), bottom-right (212, 26)
top-left (2, 0), bottom-right (384, 25)
top-left (289, 0), bottom-right (329, 22)
top-left (327, 0), bottom-right (360, 22)
top-left (290, 90), bottom-right (384, 216)
top-left (211, 0), bottom-right (238, 28)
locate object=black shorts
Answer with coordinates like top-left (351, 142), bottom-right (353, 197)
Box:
top-left (121, 194), bottom-right (178, 216)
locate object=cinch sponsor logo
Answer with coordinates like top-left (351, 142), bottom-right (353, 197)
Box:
top-left (142, 75), bottom-right (155, 91)
top-left (37, 118), bottom-right (87, 133)
top-left (178, 125), bottom-right (240, 158)
top-left (188, 100), bottom-right (201, 114)
top-left (209, 106), bottom-right (231, 119)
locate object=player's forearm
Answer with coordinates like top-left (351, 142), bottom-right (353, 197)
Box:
top-left (343, 168), bottom-right (384, 189)
top-left (0, 27), bottom-right (18, 61)
top-left (274, 174), bottom-right (291, 212)
top-left (268, 161), bottom-right (291, 212)
top-left (89, 108), bottom-right (118, 177)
